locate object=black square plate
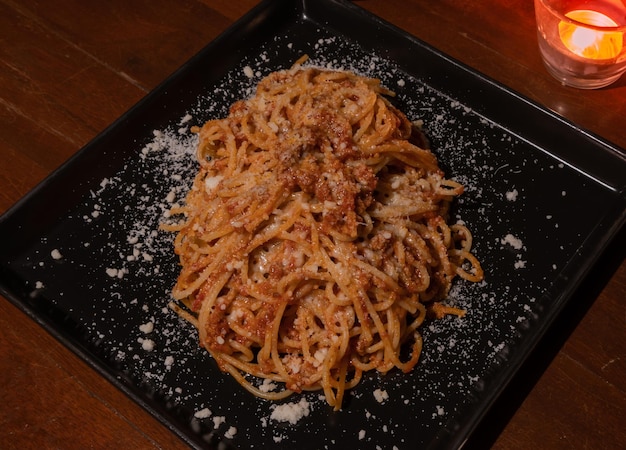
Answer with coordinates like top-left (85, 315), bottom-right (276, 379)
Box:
top-left (1, 0), bottom-right (625, 449)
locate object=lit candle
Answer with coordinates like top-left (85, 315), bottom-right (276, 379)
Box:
top-left (558, 10), bottom-right (623, 60)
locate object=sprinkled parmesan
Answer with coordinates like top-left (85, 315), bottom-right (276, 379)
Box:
top-left (505, 189), bottom-right (518, 201)
top-left (243, 66), bottom-right (254, 78)
top-left (501, 233), bottom-right (523, 250)
top-left (204, 175), bottom-right (223, 193)
top-left (194, 408), bottom-right (212, 419)
top-left (312, 348), bottom-right (328, 367)
top-left (373, 388), bottom-right (389, 403)
top-left (259, 378), bottom-right (277, 393)
top-left (213, 416), bottom-right (226, 429)
top-left (283, 354), bottom-right (302, 374)
top-left (224, 426), bottom-right (238, 439)
top-left (270, 398), bottom-right (310, 424)
top-left (139, 321), bottom-right (154, 334)
top-left (141, 339), bottom-right (155, 351)
top-left (51, 249), bottom-right (63, 260)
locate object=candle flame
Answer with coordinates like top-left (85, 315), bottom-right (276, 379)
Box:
top-left (559, 10), bottom-right (623, 60)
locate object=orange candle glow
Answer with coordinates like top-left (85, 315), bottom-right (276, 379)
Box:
top-left (558, 10), bottom-right (623, 59)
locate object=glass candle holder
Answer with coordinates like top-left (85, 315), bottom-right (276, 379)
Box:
top-left (534, 0), bottom-right (626, 89)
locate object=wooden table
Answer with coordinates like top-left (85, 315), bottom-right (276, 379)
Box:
top-left (1, 1), bottom-right (624, 448)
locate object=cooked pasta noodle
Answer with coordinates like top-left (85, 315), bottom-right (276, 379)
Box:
top-left (163, 61), bottom-right (483, 409)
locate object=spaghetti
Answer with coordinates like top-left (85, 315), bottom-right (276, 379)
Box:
top-left (163, 63), bottom-right (483, 409)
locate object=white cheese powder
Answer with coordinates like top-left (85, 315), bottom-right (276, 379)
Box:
top-left (373, 389), bottom-right (389, 404)
top-left (139, 321), bottom-right (154, 334)
top-left (501, 233), bottom-right (523, 250)
top-left (224, 426), bottom-right (238, 439)
top-left (194, 408), bottom-right (212, 419)
top-left (270, 398), bottom-right (310, 424)
top-left (141, 339), bottom-right (155, 352)
top-left (505, 189), bottom-right (518, 201)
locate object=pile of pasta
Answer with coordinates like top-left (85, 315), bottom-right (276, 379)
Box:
top-left (163, 63), bottom-right (483, 409)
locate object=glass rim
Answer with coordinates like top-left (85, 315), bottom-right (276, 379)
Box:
top-left (538, 0), bottom-right (626, 32)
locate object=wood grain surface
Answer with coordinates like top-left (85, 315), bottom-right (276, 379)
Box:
top-left (1, 0), bottom-right (624, 448)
